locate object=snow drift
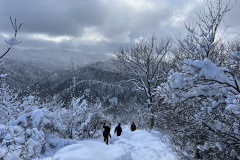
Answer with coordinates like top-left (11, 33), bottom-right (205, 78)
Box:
top-left (43, 126), bottom-right (177, 160)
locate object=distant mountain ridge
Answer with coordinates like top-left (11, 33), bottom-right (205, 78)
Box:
top-left (2, 47), bottom-right (110, 72)
top-left (1, 58), bottom-right (145, 106)
top-left (36, 60), bottom-right (143, 105)
top-left (1, 59), bottom-right (50, 91)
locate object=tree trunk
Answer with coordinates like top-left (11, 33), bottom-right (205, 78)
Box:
top-left (148, 101), bottom-right (155, 129)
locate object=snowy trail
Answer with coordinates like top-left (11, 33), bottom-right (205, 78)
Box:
top-left (42, 126), bottom-right (177, 160)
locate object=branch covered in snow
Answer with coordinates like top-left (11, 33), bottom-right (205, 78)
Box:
top-left (0, 16), bottom-right (23, 59)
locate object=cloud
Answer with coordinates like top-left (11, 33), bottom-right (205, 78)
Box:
top-left (0, 0), bottom-right (239, 62)
top-left (79, 27), bottom-right (109, 43)
top-left (116, 0), bottom-right (155, 11)
top-left (28, 34), bottom-right (73, 43)
top-left (171, 1), bottom-right (202, 27)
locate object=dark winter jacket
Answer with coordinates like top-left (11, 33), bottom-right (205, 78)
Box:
top-left (103, 125), bottom-right (111, 138)
top-left (114, 124), bottom-right (122, 136)
top-left (131, 122), bottom-right (136, 131)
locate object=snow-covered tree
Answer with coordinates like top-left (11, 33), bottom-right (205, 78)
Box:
top-left (155, 0), bottom-right (240, 159)
top-left (115, 35), bottom-right (172, 128)
top-left (0, 96), bottom-right (48, 160)
top-left (115, 36), bottom-right (172, 106)
top-left (64, 97), bottom-right (88, 139)
top-left (0, 95), bottom-right (77, 159)
top-left (228, 37), bottom-right (240, 80)
top-left (52, 96), bottom-right (104, 139)
top-left (157, 58), bottom-right (240, 159)
top-left (0, 125), bottom-right (44, 160)
top-left (0, 83), bottom-right (19, 124)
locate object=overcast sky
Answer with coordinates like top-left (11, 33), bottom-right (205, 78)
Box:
top-left (0, 0), bottom-right (239, 61)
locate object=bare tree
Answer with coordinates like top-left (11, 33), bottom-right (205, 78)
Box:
top-left (179, 0), bottom-right (235, 64)
top-left (114, 35), bottom-right (172, 128)
top-left (0, 16), bottom-right (23, 59)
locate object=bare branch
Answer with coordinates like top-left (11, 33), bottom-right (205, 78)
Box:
top-left (0, 48), bottom-right (11, 59)
top-left (115, 35), bottom-right (172, 110)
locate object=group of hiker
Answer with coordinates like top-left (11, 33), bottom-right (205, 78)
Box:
top-left (103, 122), bottom-right (136, 145)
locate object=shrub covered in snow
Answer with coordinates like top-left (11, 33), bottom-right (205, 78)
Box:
top-left (156, 58), bottom-right (240, 159)
top-left (0, 124), bottom-right (44, 160)
top-left (0, 91), bottom-right (107, 159)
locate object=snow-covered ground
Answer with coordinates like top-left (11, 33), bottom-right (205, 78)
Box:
top-left (42, 126), bottom-right (177, 160)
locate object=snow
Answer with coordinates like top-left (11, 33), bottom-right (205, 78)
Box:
top-left (185, 58), bottom-right (235, 87)
top-left (81, 113), bottom-right (92, 127)
top-left (9, 108), bottom-right (49, 128)
top-left (208, 25), bottom-right (213, 30)
top-left (79, 99), bottom-right (87, 110)
top-left (35, 134), bottom-right (77, 159)
top-left (41, 126), bottom-right (177, 160)
top-left (226, 104), bottom-right (240, 114)
top-left (232, 51), bottom-right (240, 58)
top-left (225, 94), bottom-right (240, 114)
top-left (25, 139), bottom-right (39, 157)
top-left (10, 114), bottom-right (28, 127)
top-left (31, 109), bottom-right (44, 128)
top-left (5, 37), bottom-right (22, 47)
top-left (0, 73), bottom-right (7, 78)
top-left (168, 72), bottom-right (183, 89)
top-left (52, 142), bottom-right (128, 160)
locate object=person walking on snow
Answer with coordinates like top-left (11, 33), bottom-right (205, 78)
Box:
top-left (103, 122), bottom-right (111, 145)
top-left (114, 123), bottom-right (122, 136)
top-left (131, 122), bottom-right (136, 131)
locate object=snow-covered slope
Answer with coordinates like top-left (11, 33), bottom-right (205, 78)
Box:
top-left (42, 126), bottom-right (177, 160)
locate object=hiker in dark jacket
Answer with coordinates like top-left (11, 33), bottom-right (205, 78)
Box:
top-left (114, 123), bottom-right (122, 136)
top-left (103, 123), bottom-right (111, 145)
top-left (131, 122), bottom-right (136, 131)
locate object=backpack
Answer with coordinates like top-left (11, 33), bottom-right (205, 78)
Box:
top-left (131, 123), bottom-right (136, 131)
top-left (103, 129), bottom-right (107, 137)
